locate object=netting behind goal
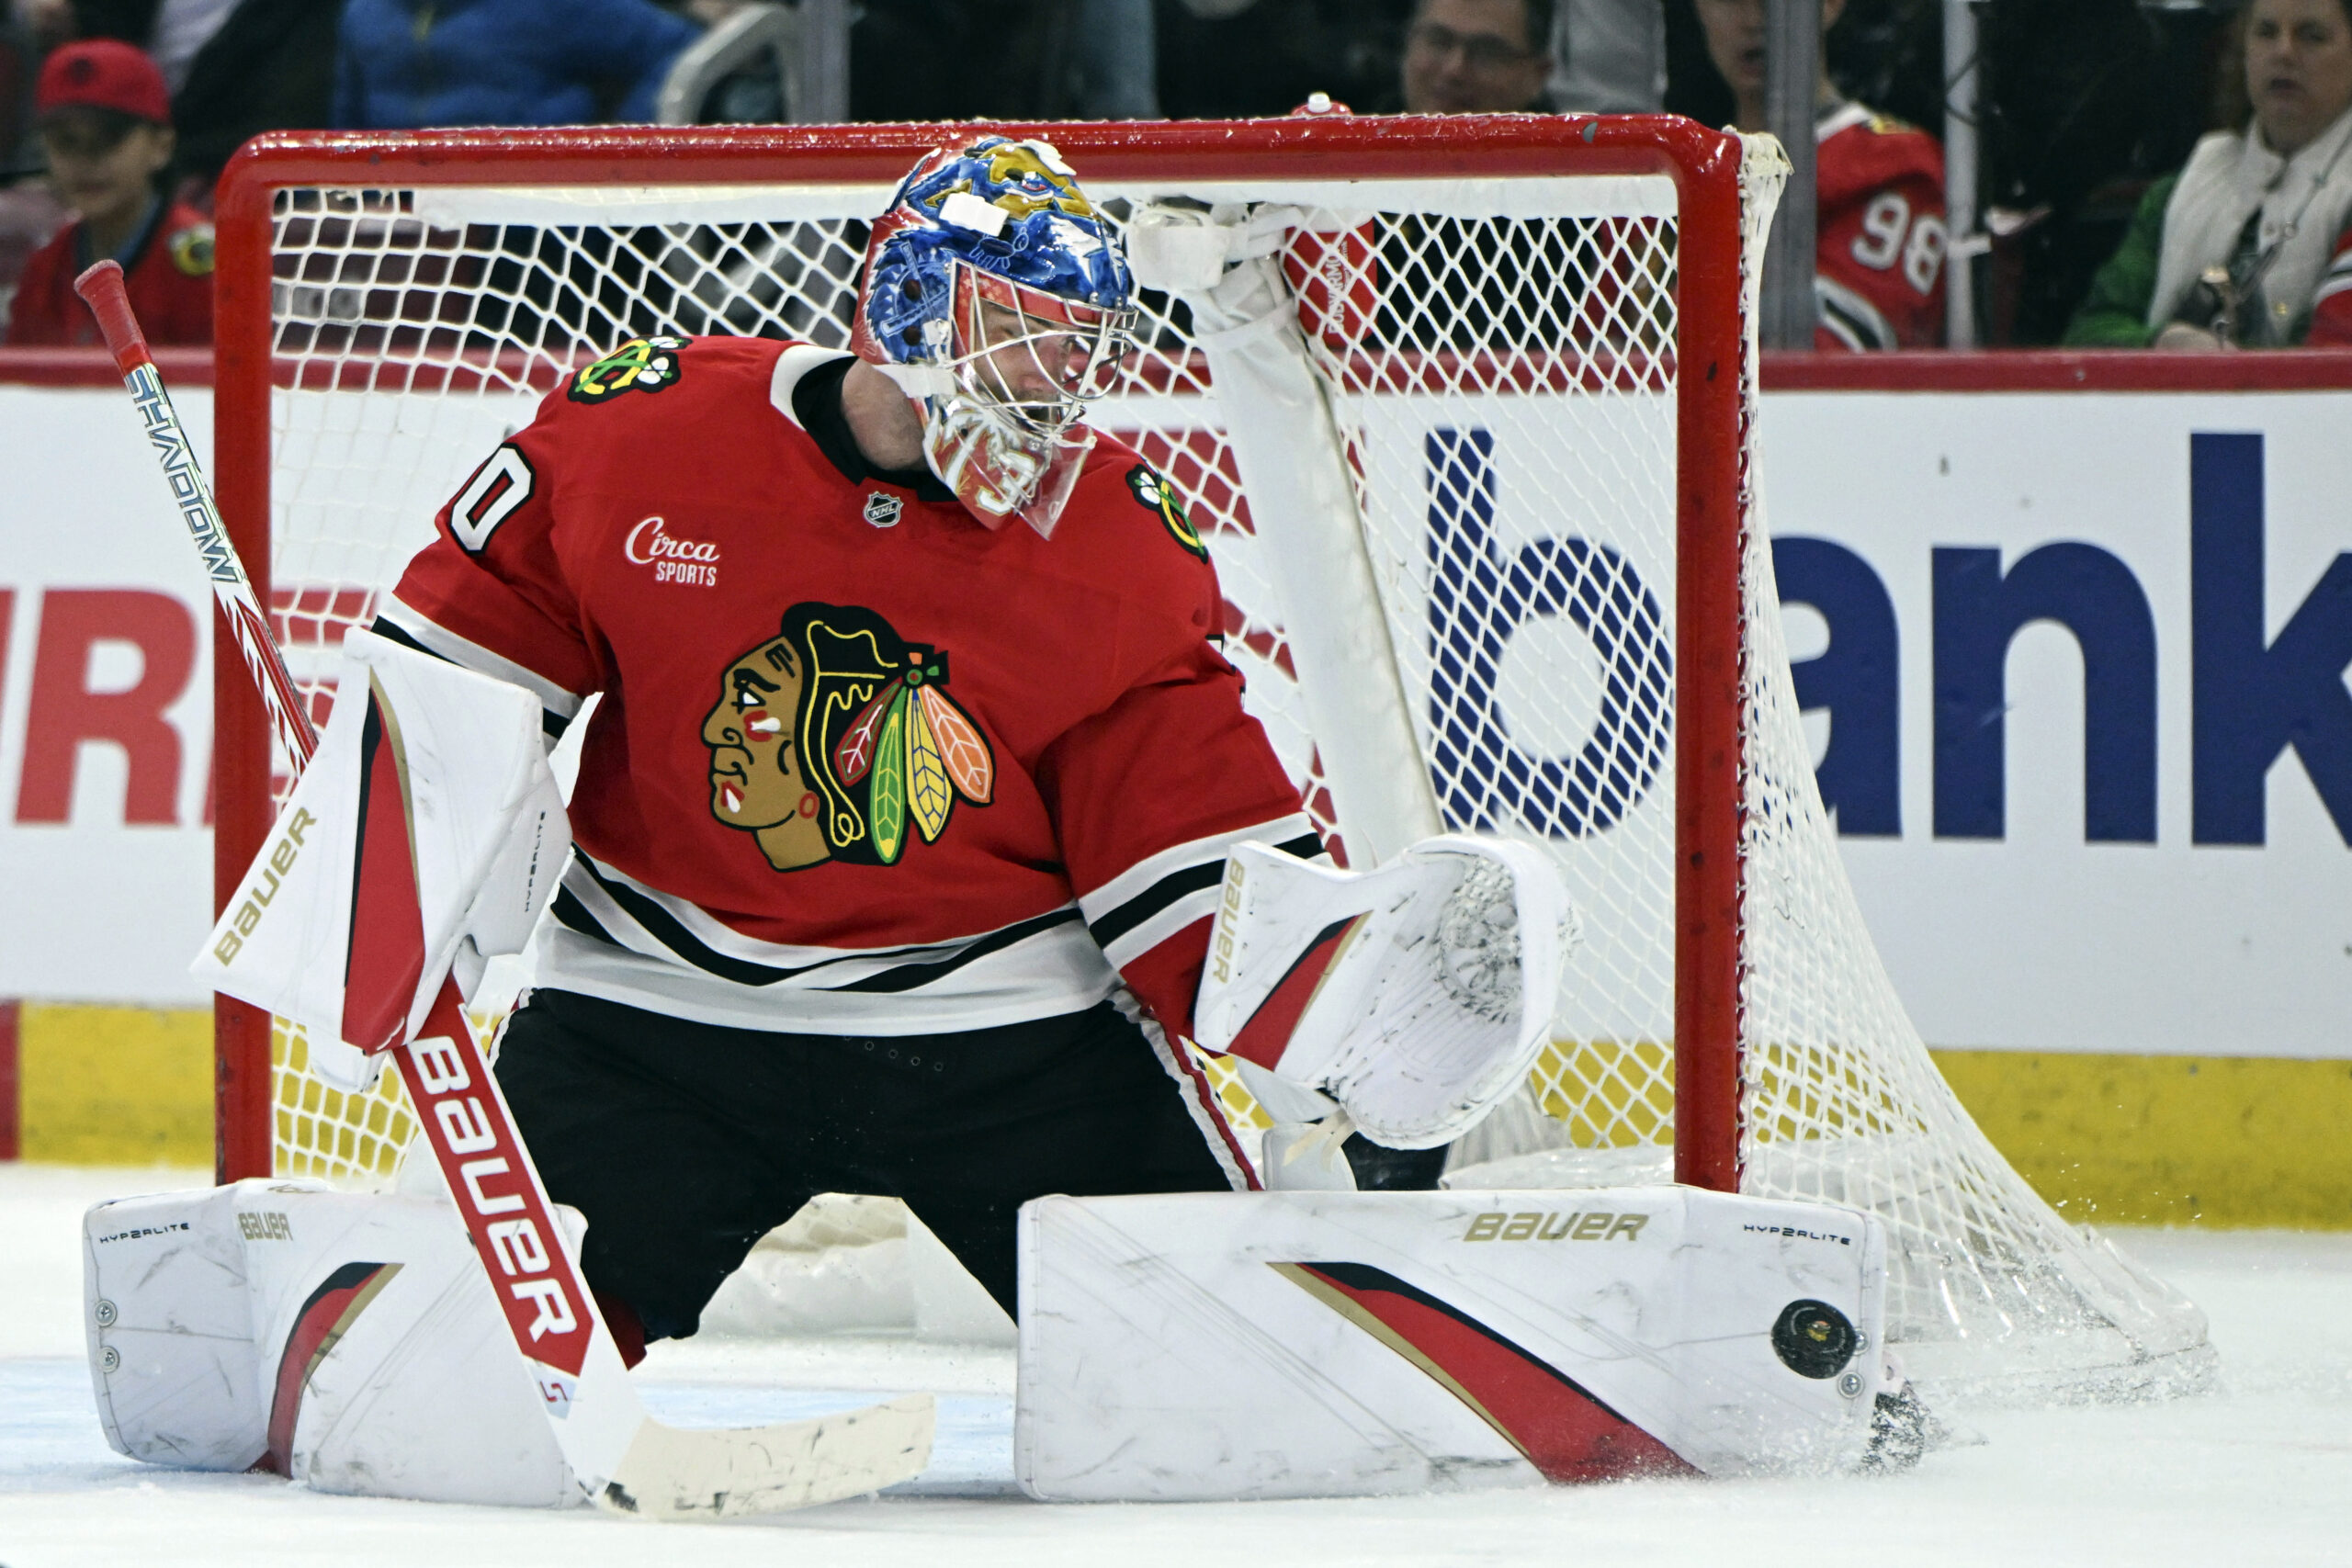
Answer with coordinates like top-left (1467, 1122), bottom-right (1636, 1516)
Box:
top-left (209, 120), bottom-right (2211, 1400)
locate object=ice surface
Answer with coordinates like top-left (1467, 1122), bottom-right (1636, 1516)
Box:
top-left (4, 1166), bottom-right (2347, 1566)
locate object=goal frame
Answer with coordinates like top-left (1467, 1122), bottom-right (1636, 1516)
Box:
top-left (209, 117), bottom-right (1753, 1190)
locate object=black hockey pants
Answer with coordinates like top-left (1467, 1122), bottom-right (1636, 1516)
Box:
top-left (493, 987), bottom-right (1239, 1341)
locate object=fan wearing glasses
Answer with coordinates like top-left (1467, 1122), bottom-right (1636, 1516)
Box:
top-left (1402, 0), bottom-right (1555, 113)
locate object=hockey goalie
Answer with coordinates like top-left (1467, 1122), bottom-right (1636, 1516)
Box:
top-left (90, 134), bottom-right (1932, 1511)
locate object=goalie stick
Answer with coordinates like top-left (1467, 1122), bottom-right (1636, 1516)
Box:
top-left (73, 258), bottom-right (933, 1519)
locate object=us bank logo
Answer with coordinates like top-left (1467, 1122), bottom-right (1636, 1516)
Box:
top-left (1423, 429), bottom-right (2352, 849)
top-left (1424, 428), bottom-right (1673, 840)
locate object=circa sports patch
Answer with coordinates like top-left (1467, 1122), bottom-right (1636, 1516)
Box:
top-left (569, 335), bottom-right (691, 403)
top-left (1125, 465), bottom-right (1206, 560)
top-left (702, 602), bottom-right (995, 872)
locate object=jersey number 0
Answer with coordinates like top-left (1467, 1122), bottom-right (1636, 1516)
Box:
top-left (450, 445), bottom-right (537, 554)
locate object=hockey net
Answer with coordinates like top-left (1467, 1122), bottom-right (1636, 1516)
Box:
top-left (211, 120), bottom-right (2211, 1400)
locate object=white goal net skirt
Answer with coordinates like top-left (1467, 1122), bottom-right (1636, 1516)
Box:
top-left (209, 120), bottom-right (2210, 1402)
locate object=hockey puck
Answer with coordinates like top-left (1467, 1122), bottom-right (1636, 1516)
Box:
top-left (1771, 1299), bottom-right (1859, 1379)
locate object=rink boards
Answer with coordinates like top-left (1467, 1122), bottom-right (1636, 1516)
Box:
top-left (2, 370), bottom-right (2347, 1066)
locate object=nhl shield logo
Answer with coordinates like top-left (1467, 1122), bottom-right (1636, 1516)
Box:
top-left (863, 492), bottom-right (903, 529)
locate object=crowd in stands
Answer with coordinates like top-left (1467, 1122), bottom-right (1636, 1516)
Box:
top-left (1, 0), bottom-right (2346, 353)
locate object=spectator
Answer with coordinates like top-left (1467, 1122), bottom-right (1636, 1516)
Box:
top-left (60, 0), bottom-right (340, 199)
top-left (1694, 0), bottom-right (1946, 349)
top-left (0, 6), bottom-right (66, 318)
top-left (1402, 0), bottom-right (1552, 113)
top-left (334, 0), bottom-right (696, 129)
top-left (6, 37), bottom-right (209, 344)
top-left (2064, 0), bottom-right (2352, 349)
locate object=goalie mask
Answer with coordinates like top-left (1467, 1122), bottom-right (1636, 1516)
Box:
top-left (852, 136), bottom-right (1136, 538)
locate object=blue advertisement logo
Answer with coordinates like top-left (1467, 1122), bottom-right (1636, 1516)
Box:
top-left (1423, 428), bottom-right (1674, 840)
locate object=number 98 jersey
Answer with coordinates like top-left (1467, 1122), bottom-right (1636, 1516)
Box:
top-left (1813, 102), bottom-right (1950, 352)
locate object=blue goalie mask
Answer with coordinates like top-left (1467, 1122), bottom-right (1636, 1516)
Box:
top-left (852, 136), bottom-right (1137, 537)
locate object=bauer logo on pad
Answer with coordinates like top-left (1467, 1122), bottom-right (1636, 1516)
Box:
top-left (1463, 1211), bottom-right (1650, 1243)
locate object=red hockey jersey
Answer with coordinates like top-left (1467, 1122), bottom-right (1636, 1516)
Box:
top-left (383, 337), bottom-right (1314, 1047)
top-left (1813, 102), bottom-right (1948, 352)
top-left (6, 198), bottom-right (212, 346)
top-left (2310, 225), bottom-right (2352, 345)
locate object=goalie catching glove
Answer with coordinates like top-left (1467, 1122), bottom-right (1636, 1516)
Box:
top-left (192, 629), bottom-right (569, 1091)
top-left (1193, 836), bottom-right (1576, 1152)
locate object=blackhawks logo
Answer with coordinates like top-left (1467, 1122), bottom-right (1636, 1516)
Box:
top-left (1126, 465), bottom-right (1205, 560)
top-left (570, 335), bottom-right (690, 403)
top-left (701, 602), bottom-right (995, 872)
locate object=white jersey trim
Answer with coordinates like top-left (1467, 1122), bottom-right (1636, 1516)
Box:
top-left (1815, 100), bottom-right (1874, 145)
top-left (375, 594), bottom-right (582, 721)
top-left (768, 344), bottom-right (856, 429)
top-left (2313, 252), bottom-right (2352, 306)
top-left (1815, 272), bottom-right (1898, 353)
top-left (534, 850), bottom-right (1123, 1034)
top-left (1078, 815), bottom-right (1324, 969)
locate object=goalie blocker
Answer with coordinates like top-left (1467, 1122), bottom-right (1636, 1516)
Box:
top-left (190, 626), bottom-right (569, 1092)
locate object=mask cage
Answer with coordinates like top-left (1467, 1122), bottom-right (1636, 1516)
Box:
top-left (946, 265), bottom-right (1137, 438)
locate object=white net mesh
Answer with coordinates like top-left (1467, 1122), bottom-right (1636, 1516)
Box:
top-left (239, 137), bottom-right (2208, 1399)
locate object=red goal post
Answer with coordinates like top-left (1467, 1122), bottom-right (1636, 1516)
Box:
top-left (208, 115), bottom-right (1754, 1190)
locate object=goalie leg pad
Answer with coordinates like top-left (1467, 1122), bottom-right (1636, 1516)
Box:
top-left (1014, 1186), bottom-right (1904, 1501)
top-left (87, 1181), bottom-right (578, 1506)
top-left (85, 1186), bottom-right (269, 1470)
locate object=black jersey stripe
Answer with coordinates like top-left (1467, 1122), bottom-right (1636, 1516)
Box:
top-left (1088, 862), bottom-right (1221, 950)
top-left (367, 615), bottom-right (460, 671)
top-left (814, 908), bottom-right (1086, 994)
top-left (551, 886), bottom-right (621, 946)
top-left (571, 853), bottom-right (1080, 994)
top-left (1087, 830), bottom-right (1325, 950)
top-left (571, 854), bottom-right (880, 987)
top-left (1817, 298), bottom-right (1872, 352)
top-left (1814, 281), bottom-right (1895, 353)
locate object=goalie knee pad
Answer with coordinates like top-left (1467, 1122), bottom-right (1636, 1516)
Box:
top-left (86, 1181), bottom-right (579, 1506)
top-left (1015, 1186), bottom-right (1915, 1500)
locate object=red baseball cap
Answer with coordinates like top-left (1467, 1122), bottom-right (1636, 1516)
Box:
top-left (35, 39), bottom-right (171, 125)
